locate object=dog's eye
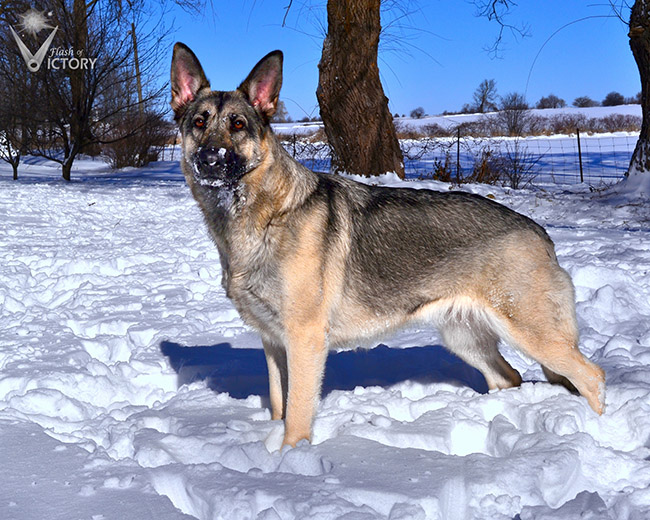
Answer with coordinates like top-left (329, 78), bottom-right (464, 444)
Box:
top-left (194, 117), bottom-right (205, 129)
top-left (232, 118), bottom-right (245, 131)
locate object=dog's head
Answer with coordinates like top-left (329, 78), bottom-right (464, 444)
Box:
top-left (170, 43), bottom-right (283, 196)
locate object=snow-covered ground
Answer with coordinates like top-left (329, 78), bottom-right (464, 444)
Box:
top-left (1, 156), bottom-right (650, 520)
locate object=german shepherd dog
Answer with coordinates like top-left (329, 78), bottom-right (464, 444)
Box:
top-left (170, 43), bottom-right (605, 447)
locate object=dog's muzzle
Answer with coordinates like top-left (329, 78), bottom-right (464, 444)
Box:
top-left (193, 147), bottom-right (246, 187)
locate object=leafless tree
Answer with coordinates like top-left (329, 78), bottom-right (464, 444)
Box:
top-left (0, 105), bottom-right (28, 180)
top-left (472, 79), bottom-right (499, 113)
top-left (317, 0), bottom-right (405, 178)
top-left (271, 100), bottom-right (292, 123)
top-left (573, 96), bottom-right (600, 108)
top-left (496, 92), bottom-right (530, 136)
top-left (627, 0), bottom-right (650, 185)
top-left (279, 0), bottom-right (524, 179)
top-left (472, 0), bottom-right (530, 56)
top-left (0, 8), bottom-right (33, 179)
top-left (410, 106), bottom-right (426, 119)
top-left (0, 0), bottom-right (169, 180)
top-left (602, 91), bottom-right (626, 106)
top-left (536, 94), bottom-right (566, 109)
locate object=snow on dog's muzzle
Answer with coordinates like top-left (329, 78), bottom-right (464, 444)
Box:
top-left (193, 146), bottom-right (246, 187)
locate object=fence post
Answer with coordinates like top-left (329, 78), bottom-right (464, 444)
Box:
top-left (576, 127), bottom-right (584, 183)
top-left (456, 127), bottom-right (461, 180)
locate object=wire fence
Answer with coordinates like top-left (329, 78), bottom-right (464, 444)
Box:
top-left (280, 132), bottom-right (639, 186)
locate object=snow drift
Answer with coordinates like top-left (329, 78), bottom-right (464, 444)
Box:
top-left (1, 158), bottom-right (649, 519)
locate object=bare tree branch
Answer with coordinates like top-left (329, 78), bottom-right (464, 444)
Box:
top-left (608, 1), bottom-right (632, 25)
top-left (473, 0), bottom-right (530, 57)
top-left (282, 0), bottom-right (293, 27)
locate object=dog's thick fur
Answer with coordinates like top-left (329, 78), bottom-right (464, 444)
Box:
top-left (170, 43), bottom-right (605, 447)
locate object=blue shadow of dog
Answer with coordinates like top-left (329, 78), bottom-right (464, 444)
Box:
top-left (160, 341), bottom-right (489, 401)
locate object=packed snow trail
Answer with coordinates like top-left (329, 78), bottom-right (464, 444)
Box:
top-left (1, 159), bottom-right (649, 519)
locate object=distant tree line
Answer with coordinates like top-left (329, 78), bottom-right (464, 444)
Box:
top-left (404, 79), bottom-right (641, 120)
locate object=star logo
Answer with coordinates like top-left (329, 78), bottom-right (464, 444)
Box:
top-left (16, 9), bottom-right (55, 37)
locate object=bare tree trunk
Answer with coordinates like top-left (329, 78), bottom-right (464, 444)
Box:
top-left (62, 160), bottom-right (73, 182)
top-left (64, 0), bottom-right (88, 181)
top-left (317, 0), bottom-right (404, 179)
top-left (131, 21), bottom-right (144, 116)
top-left (71, 0), bottom-right (88, 128)
top-left (628, 1), bottom-right (650, 194)
top-left (11, 158), bottom-right (19, 180)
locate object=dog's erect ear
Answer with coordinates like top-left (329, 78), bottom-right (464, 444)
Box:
top-left (238, 50), bottom-right (283, 121)
top-left (171, 42), bottom-right (210, 120)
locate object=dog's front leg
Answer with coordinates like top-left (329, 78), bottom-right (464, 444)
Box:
top-left (278, 217), bottom-right (332, 447)
top-left (282, 323), bottom-right (328, 447)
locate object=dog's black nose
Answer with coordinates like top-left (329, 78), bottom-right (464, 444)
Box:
top-left (198, 147), bottom-right (227, 168)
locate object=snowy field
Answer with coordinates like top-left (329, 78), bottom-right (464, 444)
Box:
top-left (273, 104), bottom-right (643, 136)
top-left (1, 155), bottom-right (650, 520)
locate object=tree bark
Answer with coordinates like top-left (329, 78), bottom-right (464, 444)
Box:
top-left (628, 1), bottom-right (650, 193)
top-left (62, 156), bottom-right (74, 182)
top-left (11, 158), bottom-right (19, 180)
top-left (131, 21), bottom-right (144, 116)
top-left (317, 0), bottom-right (404, 178)
top-left (60, 0), bottom-right (87, 181)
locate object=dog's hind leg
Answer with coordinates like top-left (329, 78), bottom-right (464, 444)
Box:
top-left (498, 265), bottom-right (606, 414)
top-left (439, 313), bottom-right (522, 391)
top-left (505, 322), bottom-right (605, 414)
top-left (263, 338), bottom-right (288, 420)
top-left (542, 366), bottom-right (578, 394)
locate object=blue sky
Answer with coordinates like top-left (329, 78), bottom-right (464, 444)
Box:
top-left (171, 1), bottom-right (638, 119)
